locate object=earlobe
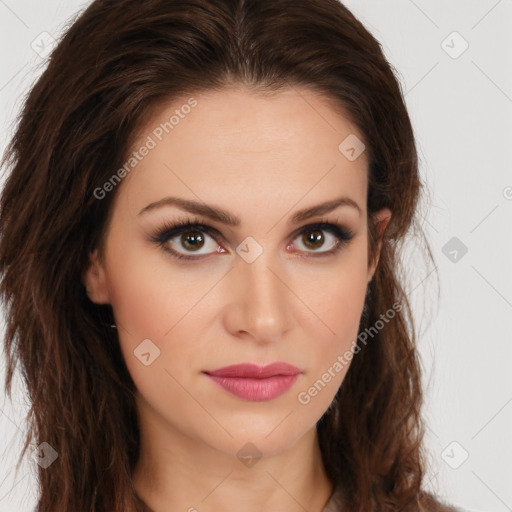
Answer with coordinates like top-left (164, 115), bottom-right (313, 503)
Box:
top-left (367, 208), bottom-right (392, 282)
top-left (82, 249), bottom-right (111, 304)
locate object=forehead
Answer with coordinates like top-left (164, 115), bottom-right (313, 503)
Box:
top-left (118, 86), bottom-right (369, 221)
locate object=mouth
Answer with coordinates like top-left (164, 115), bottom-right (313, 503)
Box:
top-left (202, 362), bottom-right (301, 402)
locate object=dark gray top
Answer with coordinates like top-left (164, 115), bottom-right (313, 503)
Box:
top-left (322, 485), bottom-right (344, 512)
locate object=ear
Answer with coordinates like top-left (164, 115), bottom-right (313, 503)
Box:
top-left (367, 207), bottom-right (392, 283)
top-left (82, 249), bottom-right (111, 304)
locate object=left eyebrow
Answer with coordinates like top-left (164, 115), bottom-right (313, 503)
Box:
top-left (138, 195), bottom-right (362, 225)
top-left (290, 196), bottom-right (362, 223)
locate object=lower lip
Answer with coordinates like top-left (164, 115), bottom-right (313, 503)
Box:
top-left (205, 374), bottom-right (299, 401)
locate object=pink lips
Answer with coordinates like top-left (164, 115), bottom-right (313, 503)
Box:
top-left (203, 363), bottom-right (301, 401)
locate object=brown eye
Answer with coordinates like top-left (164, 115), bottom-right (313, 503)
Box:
top-left (302, 229), bottom-right (326, 250)
top-left (180, 231), bottom-right (206, 252)
top-left (151, 220), bottom-right (224, 259)
top-left (288, 222), bottom-right (355, 257)
top-left (293, 225), bottom-right (349, 255)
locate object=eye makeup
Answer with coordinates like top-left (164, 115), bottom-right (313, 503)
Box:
top-left (148, 215), bottom-right (355, 261)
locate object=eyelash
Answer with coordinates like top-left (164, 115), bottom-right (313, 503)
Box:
top-left (149, 216), bottom-right (354, 261)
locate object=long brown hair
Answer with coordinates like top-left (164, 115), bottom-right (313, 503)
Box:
top-left (0, 1), bottom-right (458, 511)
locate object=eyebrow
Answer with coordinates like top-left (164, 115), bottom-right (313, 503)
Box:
top-left (138, 195), bottom-right (362, 225)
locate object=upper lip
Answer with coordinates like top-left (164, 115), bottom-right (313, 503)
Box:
top-left (204, 362), bottom-right (301, 378)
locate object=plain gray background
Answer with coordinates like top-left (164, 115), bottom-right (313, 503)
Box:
top-left (1, 1), bottom-right (511, 511)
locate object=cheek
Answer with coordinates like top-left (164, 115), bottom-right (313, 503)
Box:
top-left (300, 250), bottom-right (368, 341)
top-left (293, 264), bottom-right (367, 412)
top-left (320, 267), bottom-right (366, 317)
top-left (106, 261), bottom-right (166, 338)
top-left (103, 244), bottom-right (216, 384)
top-left (313, 274), bottom-right (366, 374)
top-left (106, 258), bottom-right (203, 415)
top-left (297, 247), bottom-right (368, 381)
top-left (104, 238), bottom-right (210, 340)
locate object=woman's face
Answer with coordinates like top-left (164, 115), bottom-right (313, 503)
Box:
top-left (84, 86), bottom-right (390, 460)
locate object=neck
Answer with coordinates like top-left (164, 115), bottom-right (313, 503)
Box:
top-left (132, 398), bottom-right (334, 512)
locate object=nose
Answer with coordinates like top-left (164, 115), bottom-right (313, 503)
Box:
top-left (221, 250), bottom-right (293, 345)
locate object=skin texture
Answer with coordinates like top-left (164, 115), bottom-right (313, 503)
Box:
top-left (84, 86), bottom-right (391, 512)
